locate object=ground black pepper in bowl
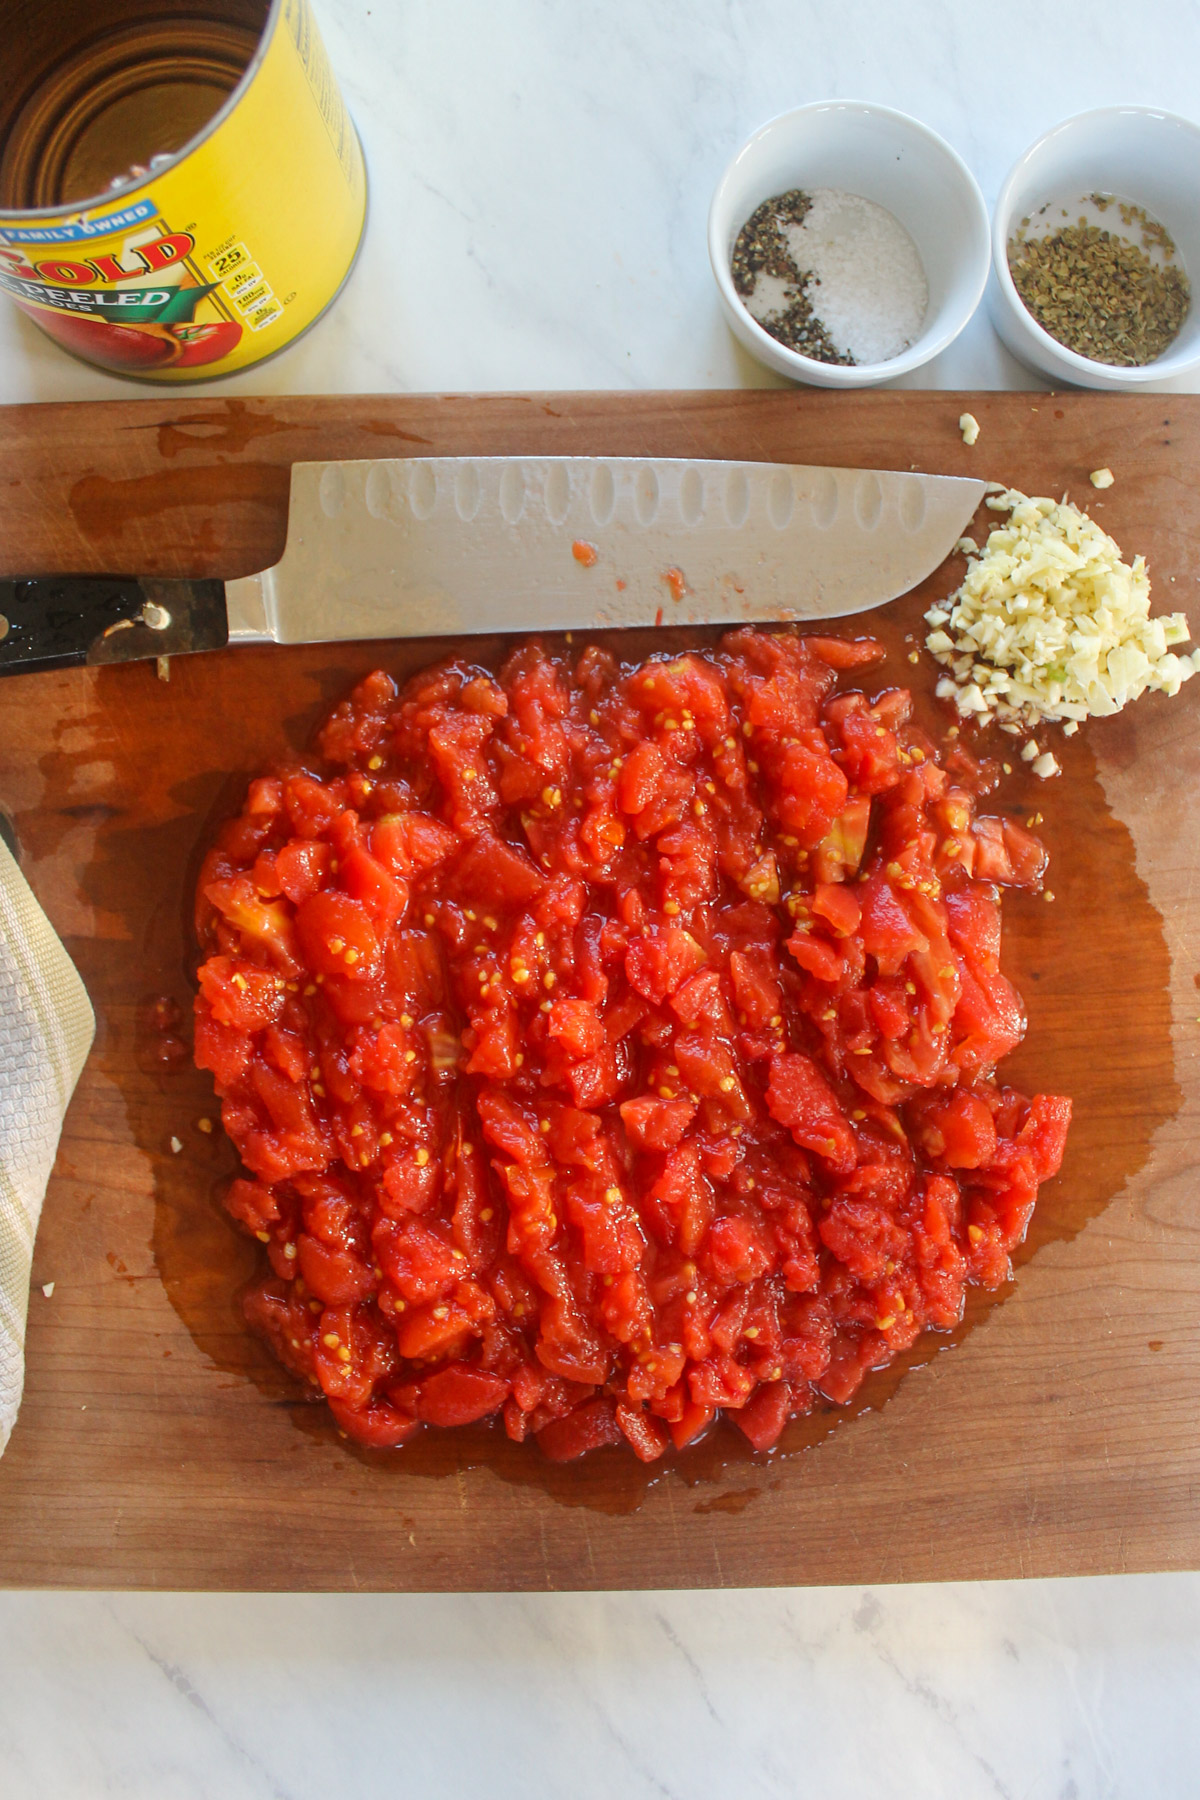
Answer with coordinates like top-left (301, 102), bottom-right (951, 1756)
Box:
top-left (731, 190), bottom-right (850, 363)
top-left (730, 186), bottom-right (928, 367)
top-left (1007, 195), bottom-right (1190, 367)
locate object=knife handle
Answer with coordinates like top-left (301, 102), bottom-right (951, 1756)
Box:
top-left (0, 576), bottom-right (229, 675)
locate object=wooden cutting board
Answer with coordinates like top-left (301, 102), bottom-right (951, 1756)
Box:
top-left (1, 390), bottom-right (1198, 1593)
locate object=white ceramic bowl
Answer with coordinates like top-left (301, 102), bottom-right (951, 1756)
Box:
top-left (991, 107), bottom-right (1200, 391)
top-left (708, 101), bottom-right (990, 388)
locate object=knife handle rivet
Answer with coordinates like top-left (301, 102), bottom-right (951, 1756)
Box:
top-left (140, 603), bottom-right (172, 632)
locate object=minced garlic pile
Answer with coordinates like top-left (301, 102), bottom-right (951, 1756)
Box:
top-left (926, 489), bottom-right (1200, 755)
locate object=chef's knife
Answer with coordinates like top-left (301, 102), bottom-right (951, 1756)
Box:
top-left (0, 457), bottom-right (985, 674)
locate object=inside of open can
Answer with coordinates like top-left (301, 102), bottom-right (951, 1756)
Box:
top-left (0, 0), bottom-right (271, 210)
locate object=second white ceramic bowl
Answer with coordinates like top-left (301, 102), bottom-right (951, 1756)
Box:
top-left (708, 101), bottom-right (990, 388)
top-left (991, 106), bottom-right (1200, 390)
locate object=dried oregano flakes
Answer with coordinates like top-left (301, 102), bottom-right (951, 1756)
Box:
top-left (1007, 197), bottom-right (1190, 367)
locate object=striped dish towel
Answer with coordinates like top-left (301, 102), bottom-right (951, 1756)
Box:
top-left (0, 838), bottom-right (93, 1455)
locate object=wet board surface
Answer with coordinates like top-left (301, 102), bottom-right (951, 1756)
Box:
top-left (0, 390), bottom-right (1197, 1592)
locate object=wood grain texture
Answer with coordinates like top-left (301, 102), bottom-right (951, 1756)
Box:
top-left (0, 390), bottom-right (1198, 1592)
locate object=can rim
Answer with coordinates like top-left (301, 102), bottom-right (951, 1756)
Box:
top-left (0, 0), bottom-right (285, 222)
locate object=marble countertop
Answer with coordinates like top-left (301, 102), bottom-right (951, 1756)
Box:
top-left (3, 2), bottom-right (1199, 1794)
top-left (3, 1577), bottom-right (1199, 1798)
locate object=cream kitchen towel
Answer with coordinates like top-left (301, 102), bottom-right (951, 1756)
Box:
top-left (0, 837), bottom-right (94, 1455)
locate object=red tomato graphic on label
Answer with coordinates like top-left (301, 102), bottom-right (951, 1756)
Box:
top-left (25, 308), bottom-right (181, 371)
top-left (172, 319), bottom-right (243, 367)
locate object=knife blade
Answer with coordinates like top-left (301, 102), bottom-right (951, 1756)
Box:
top-left (0, 457), bottom-right (985, 675)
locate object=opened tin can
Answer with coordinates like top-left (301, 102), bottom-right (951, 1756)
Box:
top-left (0, 0), bottom-right (366, 379)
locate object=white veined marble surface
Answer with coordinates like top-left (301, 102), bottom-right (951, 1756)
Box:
top-left (1, 1577), bottom-right (1199, 1798)
top-left (3, 2), bottom-right (1200, 1794)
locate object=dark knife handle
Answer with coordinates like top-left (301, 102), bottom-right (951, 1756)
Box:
top-left (0, 576), bottom-right (229, 675)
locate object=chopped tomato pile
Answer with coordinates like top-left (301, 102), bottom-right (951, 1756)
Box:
top-left (194, 630), bottom-right (1070, 1461)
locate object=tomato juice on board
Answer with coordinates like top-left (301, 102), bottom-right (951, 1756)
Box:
top-left (0, 0), bottom-right (365, 379)
top-left (193, 630), bottom-right (1071, 1462)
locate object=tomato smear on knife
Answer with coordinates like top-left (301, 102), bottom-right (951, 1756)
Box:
top-left (194, 630), bottom-right (1070, 1461)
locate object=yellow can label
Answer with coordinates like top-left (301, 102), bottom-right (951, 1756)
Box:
top-left (0, 0), bottom-right (365, 380)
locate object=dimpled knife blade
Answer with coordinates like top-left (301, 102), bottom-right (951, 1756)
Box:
top-left (222, 456), bottom-right (986, 646)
